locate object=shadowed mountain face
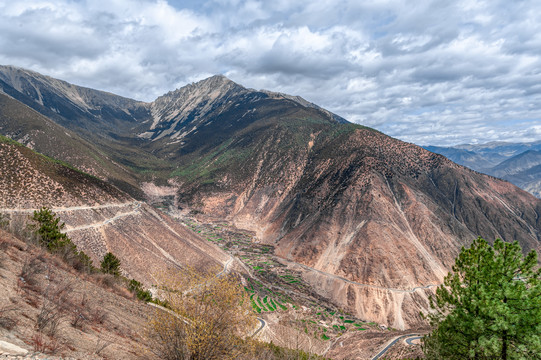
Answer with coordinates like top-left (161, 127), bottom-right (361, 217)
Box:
top-left (1, 65), bottom-right (540, 328)
top-left (0, 92), bottom-right (145, 197)
top-left (0, 65), bottom-right (149, 135)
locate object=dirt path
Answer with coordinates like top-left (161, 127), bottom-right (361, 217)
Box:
top-left (0, 201), bottom-right (140, 214)
top-left (65, 202), bottom-right (142, 232)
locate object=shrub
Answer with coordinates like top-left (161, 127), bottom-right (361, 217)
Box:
top-left (30, 207), bottom-right (95, 273)
top-left (0, 306), bottom-right (17, 330)
top-left (100, 252), bottom-right (121, 276)
top-left (128, 279), bottom-right (153, 302)
top-left (146, 267), bottom-right (257, 360)
top-left (36, 280), bottom-right (73, 337)
top-left (0, 213), bottom-right (9, 230)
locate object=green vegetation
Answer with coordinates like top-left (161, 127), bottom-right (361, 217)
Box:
top-left (0, 134), bottom-right (22, 146)
top-left (31, 207), bottom-right (71, 252)
top-left (184, 217), bottom-right (377, 341)
top-left (28, 208), bottom-right (158, 304)
top-left (100, 252), bottom-right (121, 276)
top-left (256, 296), bottom-right (268, 311)
top-left (31, 207), bottom-right (93, 272)
top-left (275, 300), bottom-right (288, 311)
top-left (127, 279), bottom-right (153, 302)
top-left (423, 237), bottom-right (541, 360)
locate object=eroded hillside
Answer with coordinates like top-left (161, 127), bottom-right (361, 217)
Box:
top-left (172, 125), bottom-right (541, 328)
top-left (0, 137), bottom-right (228, 285)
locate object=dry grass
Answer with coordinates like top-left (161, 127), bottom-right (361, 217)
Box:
top-left (0, 305), bottom-right (17, 330)
top-left (0, 229), bottom-right (157, 359)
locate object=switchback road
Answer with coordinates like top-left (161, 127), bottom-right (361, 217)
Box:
top-left (371, 334), bottom-right (422, 360)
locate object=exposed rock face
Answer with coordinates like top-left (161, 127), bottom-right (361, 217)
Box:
top-left (145, 75), bottom-right (247, 141)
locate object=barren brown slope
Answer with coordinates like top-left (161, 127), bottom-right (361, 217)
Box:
top-left (173, 126), bottom-right (541, 329)
top-left (0, 137), bottom-right (228, 285)
top-left (0, 229), bottom-right (157, 359)
top-left (2, 68), bottom-right (540, 330)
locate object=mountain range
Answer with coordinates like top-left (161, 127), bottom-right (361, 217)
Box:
top-left (0, 64), bottom-right (540, 330)
top-left (425, 141), bottom-right (541, 198)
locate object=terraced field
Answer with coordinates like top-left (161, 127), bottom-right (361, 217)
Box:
top-left (180, 216), bottom-right (386, 342)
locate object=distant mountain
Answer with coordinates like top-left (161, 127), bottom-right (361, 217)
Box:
top-left (491, 150), bottom-right (541, 177)
top-left (424, 142), bottom-right (541, 198)
top-left (489, 150), bottom-right (541, 198)
top-left (456, 141), bottom-right (541, 159)
top-left (1, 65), bottom-right (540, 329)
top-left (423, 145), bottom-right (496, 170)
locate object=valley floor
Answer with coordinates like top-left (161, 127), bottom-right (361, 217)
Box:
top-left (175, 213), bottom-right (428, 359)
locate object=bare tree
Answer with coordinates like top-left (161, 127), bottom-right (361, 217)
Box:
top-left (146, 267), bottom-right (257, 360)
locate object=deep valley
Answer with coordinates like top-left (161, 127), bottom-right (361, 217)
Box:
top-left (0, 65), bottom-right (540, 359)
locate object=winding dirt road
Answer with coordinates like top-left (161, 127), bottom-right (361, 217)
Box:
top-left (65, 202), bottom-right (142, 232)
top-left (0, 201), bottom-right (140, 214)
top-left (1, 202), bottom-right (266, 338)
top-left (370, 334), bottom-right (422, 360)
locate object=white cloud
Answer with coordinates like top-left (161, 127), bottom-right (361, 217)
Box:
top-left (0, 0), bottom-right (540, 146)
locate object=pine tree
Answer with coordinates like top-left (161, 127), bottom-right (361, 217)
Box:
top-left (423, 237), bottom-right (541, 359)
top-left (31, 207), bottom-right (95, 273)
top-left (31, 207), bottom-right (71, 251)
top-left (100, 252), bottom-right (121, 276)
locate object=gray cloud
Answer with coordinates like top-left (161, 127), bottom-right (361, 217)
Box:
top-left (0, 0), bottom-right (540, 146)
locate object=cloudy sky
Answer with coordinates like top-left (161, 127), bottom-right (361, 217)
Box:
top-left (1, 0), bottom-right (540, 146)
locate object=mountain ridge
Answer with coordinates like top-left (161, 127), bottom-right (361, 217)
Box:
top-left (0, 135), bottom-right (228, 286)
top-left (425, 141), bottom-right (541, 198)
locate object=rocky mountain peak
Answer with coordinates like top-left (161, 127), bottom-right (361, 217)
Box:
top-left (143, 75), bottom-right (249, 141)
top-left (153, 74), bottom-right (244, 105)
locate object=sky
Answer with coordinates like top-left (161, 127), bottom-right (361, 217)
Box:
top-left (1, 0), bottom-right (540, 146)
